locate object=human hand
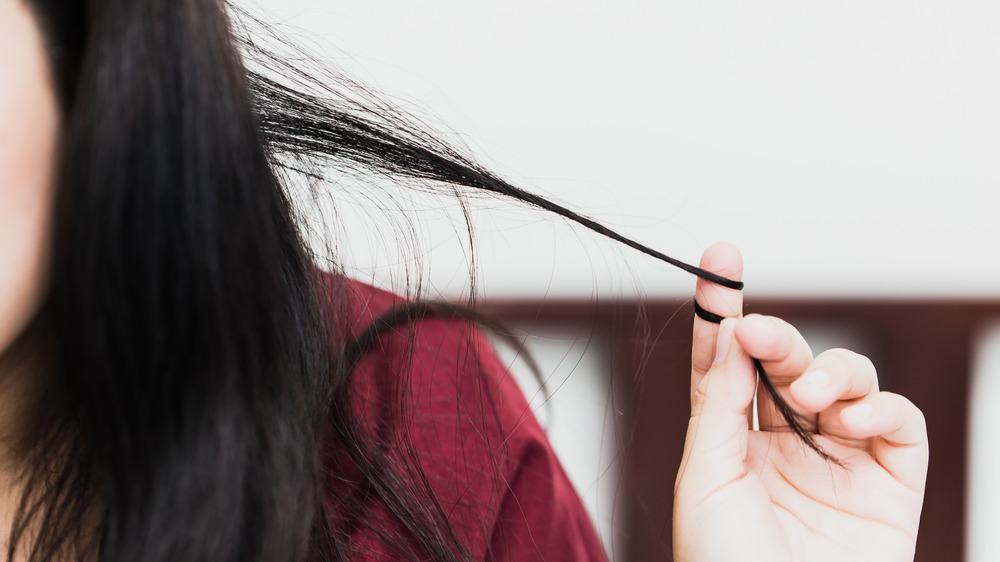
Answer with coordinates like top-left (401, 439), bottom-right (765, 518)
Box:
top-left (673, 243), bottom-right (928, 562)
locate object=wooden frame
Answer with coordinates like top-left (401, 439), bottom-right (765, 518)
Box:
top-left (483, 298), bottom-right (997, 561)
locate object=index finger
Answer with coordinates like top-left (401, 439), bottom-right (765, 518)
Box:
top-left (691, 243), bottom-right (744, 408)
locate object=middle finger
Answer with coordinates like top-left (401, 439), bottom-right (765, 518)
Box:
top-left (733, 314), bottom-right (815, 432)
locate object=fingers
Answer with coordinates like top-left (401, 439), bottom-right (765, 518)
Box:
top-left (721, 310), bottom-right (928, 494)
top-left (691, 243), bottom-right (744, 409)
top-left (732, 314), bottom-right (815, 432)
top-left (785, 347), bottom-right (927, 491)
top-left (682, 318), bottom-right (758, 472)
top-left (840, 392), bottom-right (929, 492)
top-left (789, 348), bottom-right (879, 413)
top-left (786, 348), bottom-right (879, 442)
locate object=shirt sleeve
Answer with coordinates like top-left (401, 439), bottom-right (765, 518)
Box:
top-left (337, 284), bottom-right (607, 561)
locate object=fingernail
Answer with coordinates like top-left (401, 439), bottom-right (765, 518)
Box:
top-left (714, 319), bottom-right (734, 364)
top-left (798, 370), bottom-right (829, 388)
top-left (842, 403), bottom-right (872, 424)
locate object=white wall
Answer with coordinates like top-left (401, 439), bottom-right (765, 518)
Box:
top-left (241, 0), bottom-right (1000, 300)
top-left (968, 324), bottom-right (1000, 562)
top-left (234, 3), bottom-right (1000, 559)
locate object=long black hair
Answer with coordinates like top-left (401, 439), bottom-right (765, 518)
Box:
top-left (22, 0), bottom-right (329, 560)
top-left (14, 1), bottom-right (818, 560)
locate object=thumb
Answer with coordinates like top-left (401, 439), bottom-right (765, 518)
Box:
top-left (683, 318), bottom-right (757, 466)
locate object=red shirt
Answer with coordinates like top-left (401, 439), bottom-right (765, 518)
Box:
top-left (321, 279), bottom-right (607, 561)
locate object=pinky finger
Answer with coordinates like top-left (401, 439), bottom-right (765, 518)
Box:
top-left (840, 391), bottom-right (929, 493)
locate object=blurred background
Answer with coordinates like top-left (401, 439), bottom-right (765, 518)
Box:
top-left (240, 1), bottom-right (1000, 560)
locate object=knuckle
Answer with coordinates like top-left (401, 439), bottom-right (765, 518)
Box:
top-left (810, 348), bottom-right (881, 396)
top-left (814, 348), bottom-right (853, 373)
top-left (819, 348), bottom-right (876, 377)
top-left (691, 376), bottom-right (711, 411)
top-left (820, 347), bottom-right (859, 362)
top-left (888, 392), bottom-right (927, 431)
top-left (854, 351), bottom-right (877, 375)
top-left (691, 356), bottom-right (714, 376)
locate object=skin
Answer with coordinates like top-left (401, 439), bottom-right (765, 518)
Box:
top-left (0, 1), bottom-right (60, 558)
top-left (674, 243), bottom-right (929, 562)
top-left (0, 0), bottom-right (58, 376)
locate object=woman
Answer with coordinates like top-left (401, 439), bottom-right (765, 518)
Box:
top-left (1, 0), bottom-right (927, 560)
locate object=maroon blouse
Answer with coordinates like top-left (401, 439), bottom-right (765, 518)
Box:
top-left (319, 278), bottom-right (607, 561)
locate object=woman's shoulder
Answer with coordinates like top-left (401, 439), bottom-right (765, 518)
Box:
top-left (323, 275), bottom-right (607, 561)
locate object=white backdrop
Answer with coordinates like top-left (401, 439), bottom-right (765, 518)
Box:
top-left (235, 2), bottom-right (1000, 559)
top-left (240, 0), bottom-right (1000, 300)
